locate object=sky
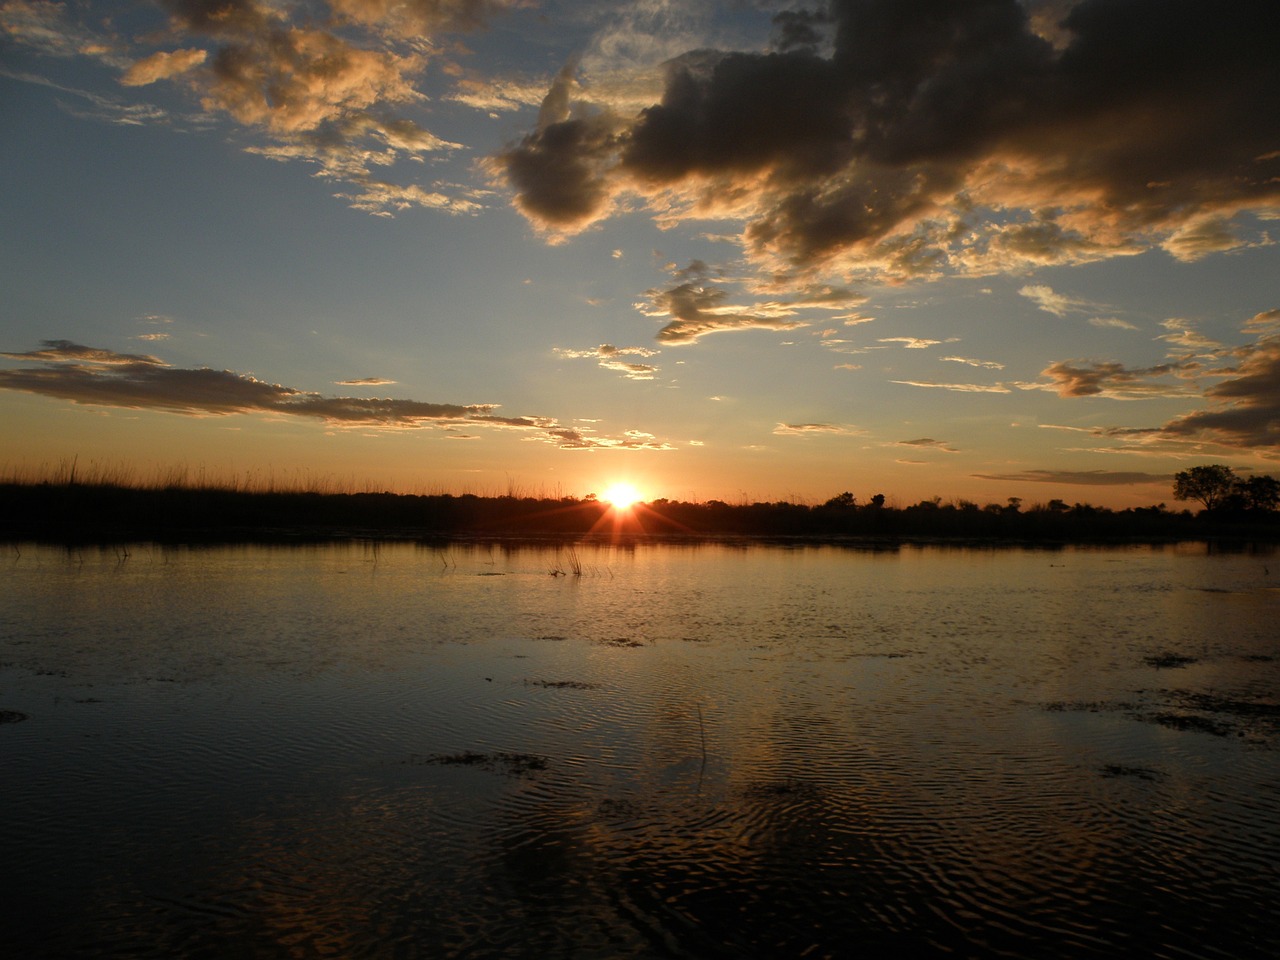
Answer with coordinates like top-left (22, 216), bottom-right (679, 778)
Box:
top-left (2, 0), bottom-right (1277, 508)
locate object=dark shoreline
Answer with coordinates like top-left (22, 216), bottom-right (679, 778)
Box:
top-left (3, 481), bottom-right (1277, 547)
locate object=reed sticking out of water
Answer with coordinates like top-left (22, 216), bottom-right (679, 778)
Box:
top-left (697, 703), bottom-right (707, 772)
top-left (549, 546), bottom-right (584, 577)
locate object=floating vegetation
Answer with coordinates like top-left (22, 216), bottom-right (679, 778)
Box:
top-left (1047, 689), bottom-right (1280, 741)
top-left (0, 709), bottom-right (28, 724)
top-left (1101, 764), bottom-right (1163, 781)
top-left (1150, 713), bottom-right (1234, 737)
top-left (1043, 700), bottom-right (1139, 713)
top-left (595, 637), bottom-right (648, 648)
top-left (1143, 653), bottom-right (1199, 669)
top-left (532, 634), bottom-right (567, 641)
top-left (1242, 654), bottom-right (1276, 662)
top-left (524, 679), bottom-right (598, 690)
top-left (409, 751), bottom-right (549, 776)
top-left (743, 778), bottom-right (820, 799)
top-left (596, 797), bottom-right (646, 820)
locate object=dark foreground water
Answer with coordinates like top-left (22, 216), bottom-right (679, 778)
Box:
top-left (2, 541), bottom-right (1278, 958)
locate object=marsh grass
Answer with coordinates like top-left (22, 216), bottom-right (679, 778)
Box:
top-left (4, 459), bottom-right (1280, 543)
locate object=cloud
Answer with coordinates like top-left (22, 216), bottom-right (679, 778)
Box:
top-left (1157, 319), bottom-right (1223, 354)
top-left (494, 0), bottom-right (1280, 282)
top-left (942, 356), bottom-right (1005, 370)
top-left (1022, 310), bottom-right (1280, 454)
top-left (1088, 317), bottom-right (1139, 331)
top-left (637, 272), bottom-right (811, 345)
top-left (0, 67), bottom-right (170, 124)
top-left (329, 0), bottom-right (530, 35)
top-left (0, 0), bottom-right (119, 61)
top-left (898, 437), bottom-right (957, 452)
top-left (1018, 284), bottom-right (1088, 317)
top-left (1142, 338), bottom-right (1280, 450)
top-left (120, 48), bottom-right (207, 86)
top-left (555, 343), bottom-right (660, 379)
top-left (878, 337), bottom-right (957, 349)
top-left (541, 426), bottom-right (674, 451)
top-left (1025, 360), bottom-right (1198, 399)
top-left (891, 380), bottom-right (1011, 393)
top-left (971, 469), bottom-right (1171, 486)
top-left (1243, 309), bottom-right (1280, 335)
top-left (773, 422), bottom-right (862, 436)
top-left (1, 340), bottom-right (165, 366)
top-left (335, 377), bottom-right (397, 386)
top-left (0, 340), bottom-right (673, 449)
top-left (3, 0), bottom-right (528, 215)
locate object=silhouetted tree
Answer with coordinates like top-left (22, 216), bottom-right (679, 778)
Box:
top-left (1173, 464), bottom-right (1237, 511)
top-left (1236, 474), bottom-right (1280, 512)
top-left (824, 491), bottom-right (856, 508)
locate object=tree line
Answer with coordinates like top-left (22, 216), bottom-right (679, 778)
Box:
top-left (0, 465), bottom-right (1276, 544)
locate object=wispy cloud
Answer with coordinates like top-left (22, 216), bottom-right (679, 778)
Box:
top-left (1157, 319), bottom-right (1224, 354)
top-left (773, 422), bottom-right (862, 437)
top-left (891, 380), bottom-right (1011, 394)
top-left (898, 437), bottom-right (957, 452)
top-left (1, 0), bottom-right (529, 215)
top-left (1018, 284), bottom-right (1090, 317)
top-left (878, 337), bottom-right (956, 349)
top-left (1088, 317), bottom-right (1139, 331)
top-left (335, 377), bottom-right (397, 386)
top-left (942, 356), bottom-right (1005, 370)
top-left (0, 340), bottom-right (672, 450)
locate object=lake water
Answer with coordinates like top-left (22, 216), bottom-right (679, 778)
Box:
top-left (2, 540), bottom-right (1278, 958)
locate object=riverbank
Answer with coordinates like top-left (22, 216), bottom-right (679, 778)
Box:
top-left (3, 481), bottom-right (1278, 545)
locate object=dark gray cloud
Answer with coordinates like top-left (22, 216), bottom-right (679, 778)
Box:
top-left (1146, 339), bottom-right (1280, 450)
top-left (0, 340), bottom-right (673, 448)
top-left (495, 0), bottom-right (1280, 279)
top-left (2, 340), bottom-right (165, 366)
top-left (972, 469), bottom-right (1171, 486)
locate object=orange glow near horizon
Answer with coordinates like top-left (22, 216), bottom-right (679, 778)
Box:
top-left (601, 482), bottom-right (644, 510)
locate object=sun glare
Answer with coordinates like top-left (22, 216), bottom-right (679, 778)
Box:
top-left (602, 482), bottom-right (643, 509)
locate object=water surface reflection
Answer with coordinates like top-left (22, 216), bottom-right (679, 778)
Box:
top-left (2, 542), bottom-right (1277, 957)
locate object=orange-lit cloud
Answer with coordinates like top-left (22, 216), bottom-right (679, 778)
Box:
top-left (1, 0), bottom-right (526, 215)
top-left (636, 261), bottom-right (865, 345)
top-left (120, 48), bottom-right (207, 86)
top-left (1141, 338), bottom-right (1280, 451)
top-left (773, 422), bottom-right (862, 436)
top-left (494, 0), bottom-right (1280, 283)
top-left (555, 344), bottom-right (659, 380)
top-left (1026, 360), bottom-right (1199, 400)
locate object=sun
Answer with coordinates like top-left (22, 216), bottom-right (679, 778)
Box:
top-left (601, 482), bottom-right (643, 510)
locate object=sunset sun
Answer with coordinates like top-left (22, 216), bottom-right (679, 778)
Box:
top-left (601, 482), bottom-right (643, 510)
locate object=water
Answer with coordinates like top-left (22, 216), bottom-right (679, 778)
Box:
top-left (2, 541), bottom-right (1278, 958)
